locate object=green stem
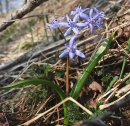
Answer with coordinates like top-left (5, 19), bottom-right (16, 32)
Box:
top-left (119, 38), bottom-right (130, 79)
top-left (58, 28), bottom-right (67, 43)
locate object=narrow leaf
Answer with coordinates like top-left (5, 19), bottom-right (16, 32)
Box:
top-left (119, 38), bottom-right (130, 79)
top-left (0, 79), bottom-right (65, 100)
top-left (106, 76), bottom-right (118, 92)
top-left (70, 33), bottom-right (115, 99)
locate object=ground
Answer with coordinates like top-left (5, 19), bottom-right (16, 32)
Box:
top-left (0, 0), bottom-right (130, 126)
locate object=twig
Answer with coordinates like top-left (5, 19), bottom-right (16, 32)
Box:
top-left (114, 72), bottom-right (130, 86)
top-left (75, 93), bottom-right (130, 126)
top-left (0, 14), bottom-right (46, 24)
top-left (98, 73), bottom-right (130, 100)
top-left (19, 97), bottom-right (93, 126)
top-left (36, 95), bottom-right (54, 114)
top-left (116, 84), bottom-right (130, 97)
top-left (105, 88), bottom-right (117, 102)
top-left (100, 90), bottom-right (130, 110)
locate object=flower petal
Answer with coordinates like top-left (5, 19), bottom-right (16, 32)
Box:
top-left (98, 17), bottom-right (103, 24)
top-left (78, 5), bottom-right (82, 10)
top-left (82, 8), bottom-right (89, 13)
top-left (52, 17), bottom-right (56, 22)
top-left (79, 13), bottom-right (88, 20)
top-left (82, 14), bottom-right (90, 21)
top-left (66, 14), bottom-right (71, 22)
top-left (93, 14), bottom-right (99, 20)
top-left (69, 35), bottom-right (77, 47)
top-left (71, 11), bottom-right (77, 15)
top-left (89, 8), bottom-right (94, 19)
top-left (73, 14), bottom-right (79, 22)
top-left (65, 44), bottom-right (69, 48)
top-left (72, 27), bottom-right (79, 35)
top-left (59, 50), bottom-right (69, 58)
top-left (46, 23), bottom-right (56, 29)
top-left (93, 7), bottom-right (99, 14)
top-left (84, 22), bottom-right (89, 27)
top-left (46, 17), bottom-right (60, 29)
top-left (69, 52), bottom-right (75, 59)
top-left (89, 23), bottom-right (94, 33)
top-left (95, 21), bottom-right (102, 28)
top-left (59, 16), bottom-right (65, 22)
top-left (100, 11), bottom-right (105, 17)
top-left (64, 27), bottom-right (72, 36)
top-left (93, 8), bottom-right (105, 19)
top-left (75, 50), bottom-right (85, 58)
top-left (59, 22), bottom-right (69, 27)
top-left (76, 22), bottom-right (87, 28)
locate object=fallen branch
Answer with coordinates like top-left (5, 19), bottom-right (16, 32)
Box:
top-left (0, 35), bottom-right (97, 71)
top-left (0, 37), bottom-right (69, 71)
top-left (0, 0), bottom-right (48, 32)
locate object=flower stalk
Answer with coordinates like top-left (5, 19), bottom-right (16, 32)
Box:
top-left (58, 28), bottom-right (69, 96)
top-left (46, 6), bottom-right (105, 125)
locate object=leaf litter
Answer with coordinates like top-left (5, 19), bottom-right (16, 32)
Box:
top-left (0, 0), bottom-right (130, 125)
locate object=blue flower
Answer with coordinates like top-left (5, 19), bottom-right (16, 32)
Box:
top-left (60, 15), bottom-right (87, 36)
top-left (93, 7), bottom-right (105, 25)
top-left (82, 8), bottom-right (104, 33)
top-left (71, 5), bottom-right (89, 21)
top-left (59, 35), bottom-right (85, 59)
top-left (46, 16), bottom-right (65, 29)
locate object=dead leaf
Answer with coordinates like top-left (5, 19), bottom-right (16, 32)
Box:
top-left (74, 121), bottom-right (83, 126)
top-left (89, 81), bottom-right (103, 93)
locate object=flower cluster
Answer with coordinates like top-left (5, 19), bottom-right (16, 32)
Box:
top-left (46, 5), bottom-right (105, 59)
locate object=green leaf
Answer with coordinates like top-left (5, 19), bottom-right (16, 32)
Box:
top-left (119, 37), bottom-right (130, 79)
top-left (101, 73), bottom-right (112, 82)
top-left (0, 79), bottom-right (65, 100)
top-left (70, 33), bottom-right (115, 99)
top-left (0, 79), bottom-right (69, 124)
top-left (106, 76), bottom-right (118, 92)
